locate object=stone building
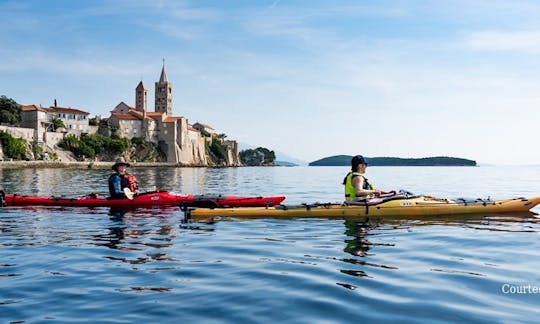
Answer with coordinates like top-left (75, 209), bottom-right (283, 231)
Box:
top-left (7, 64), bottom-right (240, 165)
top-left (20, 102), bottom-right (91, 134)
top-left (49, 105), bottom-right (91, 133)
top-left (192, 122), bottom-right (216, 137)
top-left (17, 102), bottom-right (95, 150)
top-left (107, 64), bottom-right (237, 165)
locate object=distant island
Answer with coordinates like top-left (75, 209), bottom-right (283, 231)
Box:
top-left (309, 155), bottom-right (477, 166)
top-left (275, 161), bottom-right (298, 167)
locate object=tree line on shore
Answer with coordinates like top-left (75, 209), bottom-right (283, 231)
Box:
top-left (309, 155), bottom-right (477, 166)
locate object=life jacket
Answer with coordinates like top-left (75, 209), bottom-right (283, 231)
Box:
top-left (108, 173), bottom-right (138, 197)
top-left (123, 173), bottom-right (139, 192)
top-left (343, 172), bottom-right (374, 200)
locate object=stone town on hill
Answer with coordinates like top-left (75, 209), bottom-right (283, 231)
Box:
top-left (0, 65), bottom-right (240, 166)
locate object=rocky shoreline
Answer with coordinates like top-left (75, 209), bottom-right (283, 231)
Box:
top-left (0, 161), bottom-right (210, 169)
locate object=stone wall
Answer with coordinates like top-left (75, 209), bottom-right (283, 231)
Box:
top-left (0, 125), bottom-right (35, 142)
top-left (0, 123), bottom-right (237, 167)
top-left (44, 132), bottom-right (67, 147)
top-left (224, 140), bottom-right (240, 166)
top-left (0, 160), bottom-right (182, 169)
top-left (88, 125), bottom-right (99, 134)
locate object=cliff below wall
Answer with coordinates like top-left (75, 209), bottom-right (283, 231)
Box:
top-left (0, 160), bottom-right (195, 169)
top-left (0, 125), bottom-right (240, 167)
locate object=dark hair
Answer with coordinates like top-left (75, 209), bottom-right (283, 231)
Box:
top-left (351, 155), bottom-right (368, 171)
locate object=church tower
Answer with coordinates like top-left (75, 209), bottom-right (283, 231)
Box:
top-left (136, 81), bottom-right (149, 138)
top-left (155, 62), bottom-right (172, 115)
top-left (135, 81), bottom-right (147, 112)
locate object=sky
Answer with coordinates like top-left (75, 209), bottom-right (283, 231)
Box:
top-left (1, 0), bottom-right (540, 165)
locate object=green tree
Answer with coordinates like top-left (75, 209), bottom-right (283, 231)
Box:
top-left (110, 127), bottom-right (120, 139)
top-left (0, 95), bottom-right (22, 125)
top-left (239, 147), bottom-right (276, 166)
top-left (58, 134), bottom-right (95, 158)
top-left (81, 133), bottom-right (106, 154)
top-left (58, 134), bottom-right (78, 149)
top-left (108, 138), bottom-right (129, 154)
top-left (0, 131), bottom-right (26, 160)
top-left (59, 133), bottom-right (131, 158)
top-left (89, 117), bottom-right (99, 126)
top-left (208, 138), bottom-right (227, 164)
top-left (52, 118), bottom-right (65, 131)
top-left (130, 136), bottom-right (146, 147)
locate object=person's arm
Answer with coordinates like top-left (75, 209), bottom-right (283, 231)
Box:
top-left (109, 174), bottom-right (126, 197)
top-left (353, 176), bottom-right (382, 197)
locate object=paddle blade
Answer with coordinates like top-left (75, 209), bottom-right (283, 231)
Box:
top-left (123, 188), bottom-right (135, 200)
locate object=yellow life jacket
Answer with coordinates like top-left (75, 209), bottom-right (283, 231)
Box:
top-left (344, 172), bottom-right (374, 200)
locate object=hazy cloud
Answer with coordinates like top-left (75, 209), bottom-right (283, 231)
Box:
top-left (464, 30), bottom-right (540, 52)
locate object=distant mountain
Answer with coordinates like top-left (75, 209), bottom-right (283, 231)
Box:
top-left (274, 152), bottom-right (307, 166)
top-left (309, 155), bottom-right (477, 166)
top-left (275, 161), bottom-right (298, 167)
top-left (309, 155), bottom-right (351, 166)
top-left (238, 142), bottom-right (307, 166)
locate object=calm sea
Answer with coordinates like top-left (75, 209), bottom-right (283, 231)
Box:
top-left (1, 166), bottom-right (540, 323)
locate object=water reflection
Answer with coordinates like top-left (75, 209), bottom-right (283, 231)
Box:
top-left (343, 219), bottom-right (374, 257)
top-left (0, 166), bottom-right (299, 202)
top-left (338, 219), bottom-right (399, 283)
top-left (336, 213), bottom-right (540, 287)
top-left (92, 208), bottom-right (177, 254)
top-left (0, 168), bottom-right (110, 196)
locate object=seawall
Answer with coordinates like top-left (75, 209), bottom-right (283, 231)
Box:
top-left (0, 161), bottom-right (210, 169)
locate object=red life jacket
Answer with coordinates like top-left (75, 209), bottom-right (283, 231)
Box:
top-left (123, 173), bottom-right (139, 192)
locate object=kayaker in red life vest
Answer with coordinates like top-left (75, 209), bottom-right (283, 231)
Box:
top-left (108, 157), bottom-right (139, 199)
top-left (343, 155), bottom-right (394, 201)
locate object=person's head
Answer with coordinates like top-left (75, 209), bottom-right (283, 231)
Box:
top-left (351, 155), bottom-right (368, 172)
top-left (112, 157), bottom-right (131, 174)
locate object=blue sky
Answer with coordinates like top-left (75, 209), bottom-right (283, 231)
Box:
top-left (2, 0), bottom-right (540, 165)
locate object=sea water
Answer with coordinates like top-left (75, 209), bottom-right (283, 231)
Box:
top-left (1, 166), bottom-right (540, 323)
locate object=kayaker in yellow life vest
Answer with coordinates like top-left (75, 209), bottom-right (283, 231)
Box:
top-left (343, 155), bottom-right (393, 201)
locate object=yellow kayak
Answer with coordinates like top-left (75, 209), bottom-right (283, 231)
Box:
top-left (186, 194), bottom-right (540, 221)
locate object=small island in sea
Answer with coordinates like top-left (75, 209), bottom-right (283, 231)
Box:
top-left (309, 155), bottom-right (477, 166)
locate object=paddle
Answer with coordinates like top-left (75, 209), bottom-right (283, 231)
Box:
top-left (123, 188), bottom-right (135, 200)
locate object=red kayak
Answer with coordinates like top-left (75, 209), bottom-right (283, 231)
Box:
top-left (1, 191), bottom-right (286, 208)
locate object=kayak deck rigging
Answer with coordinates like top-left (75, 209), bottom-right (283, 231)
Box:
top-left (0, 190), bottom-right (286, 208)
top-left (185, 194), bottom-right (540, 221)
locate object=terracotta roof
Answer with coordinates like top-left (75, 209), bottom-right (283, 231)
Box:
top-left (146, 112), bottom-right (165, 117)
top-left (188, 125), bottom-right (198, 132)
top-left (128, 109), bottom-right (143, 117)
top-left (164, 116), bottom-right (184, 123)
top-left (128, 109), bottom-right (154, 121)
top-left (110, 112), bottom-right (141, 120)
top-left (49, 106), bottom-right (90, 115)
top-left (20, 104), bottom-right (48, 113)
top-left (194, 122), bottom-right (214, 130)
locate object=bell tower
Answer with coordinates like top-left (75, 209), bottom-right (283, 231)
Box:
top-left (135, 81), bottom-right (147, 112)
top-left (155, 60), bottom-right (172, 116)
